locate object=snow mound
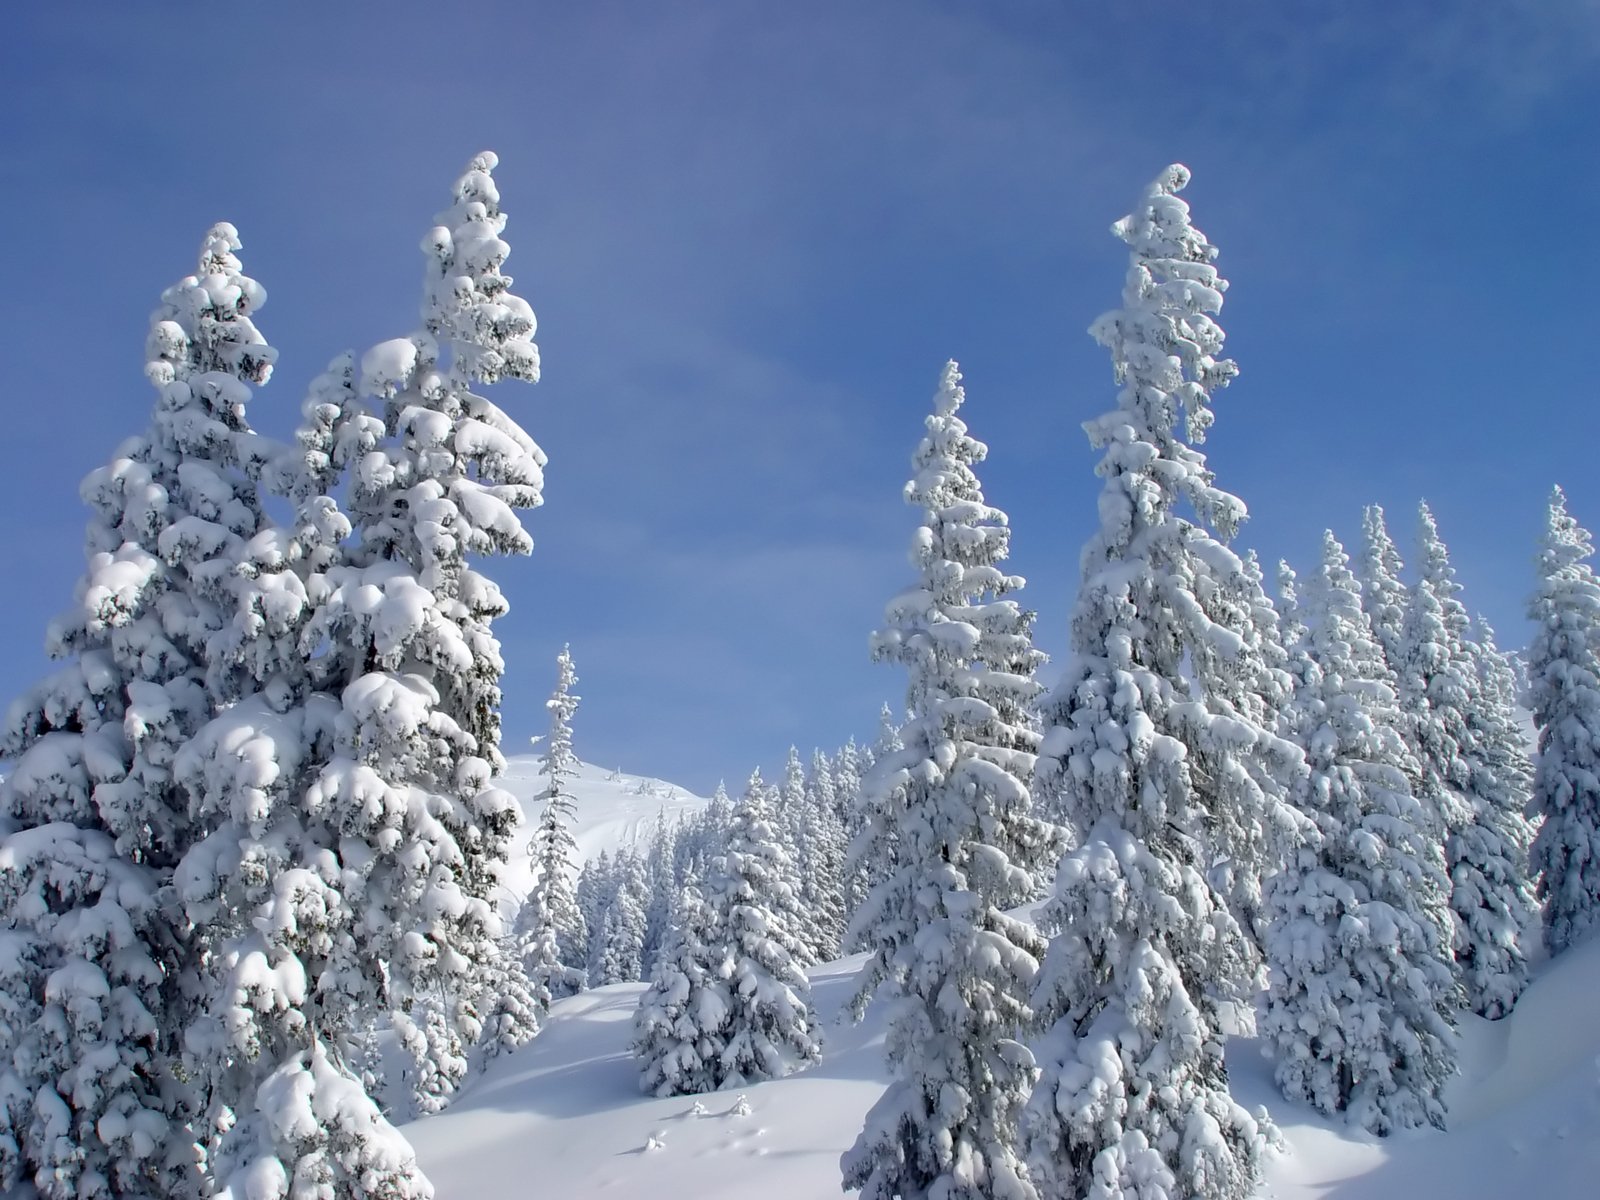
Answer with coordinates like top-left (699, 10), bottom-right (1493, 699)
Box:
top-left (406, 929), bottom-right (1600, 1197)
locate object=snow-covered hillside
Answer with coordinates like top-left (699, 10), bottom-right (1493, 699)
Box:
top-left (405, 931), bottom-right (1600, 1198)
top-left (496, 757), bottom-right (710, 897)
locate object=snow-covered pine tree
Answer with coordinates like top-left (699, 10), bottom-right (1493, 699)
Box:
top-left (778, 744), bottom-right (808, 849)
top-left (1023, 165), bottom-right (1290, 1200)
top-left (1528, 486), bottom-right (1600, 955)
top-left (1357, 505), bottom-right (1411, 687)
top-left (1393, 559), bottom-right (1462, 808)
top-left (832, 738), bottom-right (873, 939)
top-left (520, 646), bottom-right (588, 1002)
top-left (773, 746), bottom-right (824, 964)
top-left (579, 849), bottom-right (614, 983)
top-left (801, 748), bottom-right (848, 961)
top-left (632, 885), bottom-right (733, 1097)
top-left (704, 770), bottom-right (821, 1086)
top-left (593, 850), bottom-right (649, 985)
top-left (1204, 547), bottom-right (1300, 941)
top-left (0, 223), bottom-right (282, 1200)
top-left (641, 810), bottom-right (681, 976)
top-left (174, 155), bottom-right (547, 1177)
top-left (1261, 535), bottom-right (1458, 1134)
top-left (680, 781), bottom-right (733, 890)
top-left (1413, 504), bottom-right (1535, 1016)
top-left (310, 150), bottom-right (544, 1098)
top-left (177, 154), bottom-right (552, 1185)
top-left (834, 738), bottom-right (865, 813)
top-left (1471, 615), bottom-right (1536, 819)
top-left (843, 360), bottom-right (1050, 1200)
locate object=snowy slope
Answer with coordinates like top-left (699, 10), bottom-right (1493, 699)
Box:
top-left (494, 757), bottom-right (710, 899)
top-left (405, 932), bottom-right (1600, 1199)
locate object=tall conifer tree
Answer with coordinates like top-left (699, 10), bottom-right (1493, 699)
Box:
top-left (1024, 166), bottom-right (1289, 1200)
top-left (518, 646), bottom-right (588, 1003)
top-left (0, 223), bottom-right (280, 1199)
top-left (1528, 487), bottom-right (1600, 954)
top-left (844, 362), bottom-right (1050, 1200)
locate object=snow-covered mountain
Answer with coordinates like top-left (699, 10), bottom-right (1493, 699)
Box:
top-left (495, 757), bottom-right (711, 898)
top-left (404, 925), bottom-right (1600, 1198)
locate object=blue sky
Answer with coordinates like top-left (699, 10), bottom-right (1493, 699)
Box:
top-left (3, 3), bottom-right (1598, 793)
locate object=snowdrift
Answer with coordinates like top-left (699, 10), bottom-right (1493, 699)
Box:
top-left (405, 932), bottom-right (1600, 1198)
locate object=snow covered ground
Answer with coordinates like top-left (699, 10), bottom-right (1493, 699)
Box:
top-left (405, 925), bottom-right (1600, 1198)
top-left (495, 756), bottom-right (710, 898)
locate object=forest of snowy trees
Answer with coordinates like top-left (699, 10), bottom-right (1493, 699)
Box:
top-left (1, 153), bottom-right (1598, 1200)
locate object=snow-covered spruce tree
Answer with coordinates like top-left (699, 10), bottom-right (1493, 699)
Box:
top-left (1413, 504), bottom-right (1535, 1016)
top-left (171, 164), bottom-right (548, 1186)
top-left (177, 155), bottom-right (548, 1176)
top-left (1393, 509), bottom-right (1477, 844)
top-left (1023, 165), bottom-right (1297, 1200)
top-left (1357, 505), bottom-right (1411, 689)
top-left (318, 150), bottom-right (544, 1095)
top-left (579, 849), bottom-right (614, 983)
top-left (1261, 535), bottom-right (1458, 1134)
top-left (773, 746), bottom-right (824, 965)
top-left (641, 810), bottom-right (682, 975)
top-left (0, 223), bottom-right (282, 1200)
top-left (1471, 615), bottom-right (1536, 820)
top-left (1528, 486), bottom-right (1600, 955)
top-left (843, 360), bottom-right (1051, 1200)
top-left (801, 748), bottom-right (848, 961)
top-left (593, 850), bottom-right (649, 985)
top-left (704, 770), bottom-right (821, 1086)
top-left (632, 885), bottom-right (733, 1097)
top-left (1203, 547), bottom-right (1300, 941)
top-left (678, 782), bottom-right (733, 890)
top-left (519, 645), bottom-right (588, 1003)
top-left (833, 738), bottom-right (873, 938)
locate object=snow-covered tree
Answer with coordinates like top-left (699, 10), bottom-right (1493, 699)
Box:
top-left (640, 810), bottom-right (681, 977)
top-left (843, 360), bottom-right (1050, 1200)
top-left (1023, 165), bottom-right (1290, 1200)
top-left (578, 848), bottom-right (613, 979)
top-left (1528, 486), bottom-right (1600, 955)
top-left (771, 747), bottom-right (823, 964)
top-left (800, 748), bottom-right (848, 961)
top-left (676, 783), bottom-right (732, 892)
top-left (314, 149), bottom-right (544, 1094)
top-left (1393, 505), bottom-right (1475, 839)
top-left (1357, 505), bottom-right (1411, 687)
top-left (1262, 535), bottom-right (1458, 1134)
top-left (1472, 615), bottom-right (1535, 815)
top-left (0, 222), bottom-right (282, 1200)
top-left (0, 826), bottom-right (173, 1199)
top-left (519, 646), bottom-right (588, 1002)
top-left (1412, 504), bottom-right (1535, 1016)
top-left (173, 153), bottom-right (546, 1192)
top-left (833, 739), bottom-right (873, 937)
top-left (1204, 547), bottom-right (1301, 941)
top-left (632, 886), bottom-right (732, 1097)
top-left (592, 851), bottom-right (649, 985)
top-left (704, 771), bottom-right (820, 1086)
